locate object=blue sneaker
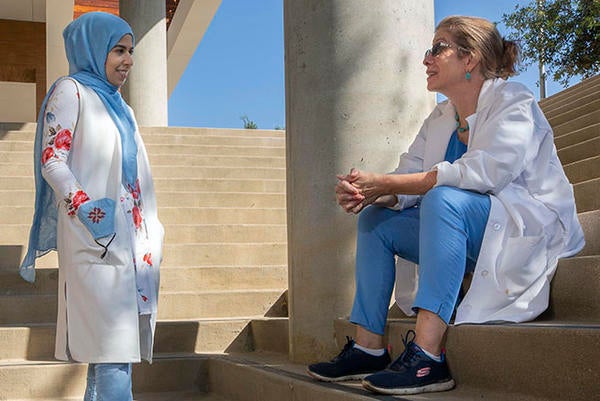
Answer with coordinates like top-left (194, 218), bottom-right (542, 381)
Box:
top-left (307, 337), bottom-right (391, 382)
top-left (361, 330), bottom-right (455, 395)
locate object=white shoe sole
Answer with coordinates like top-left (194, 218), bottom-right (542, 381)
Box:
top-left (307, 369), bottom-right (371, 382)
top-left (362, 378), bottom-right (456, 395)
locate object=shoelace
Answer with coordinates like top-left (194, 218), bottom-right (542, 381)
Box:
top-left (331, 336), bottom-right (355, 362)
top-left (389, 330), bottom-right (419, 370)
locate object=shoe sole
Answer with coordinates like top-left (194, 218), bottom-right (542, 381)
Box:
top-left (362, 378), bottom-right (456, 395)
top-left (306, 369), bottom-right (371, 382)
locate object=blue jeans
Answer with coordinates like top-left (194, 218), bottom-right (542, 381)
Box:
top-left (350, 186), bottom-right (490, 334)
top-left (84, 363), bottom-right (133, 401)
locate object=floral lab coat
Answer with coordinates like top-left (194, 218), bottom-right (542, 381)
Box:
top-left (393, 78), bottom-right (585, 324)
top-left (42, 78), bottom-right (164, 362)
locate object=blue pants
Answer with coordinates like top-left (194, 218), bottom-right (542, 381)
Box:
top-left (350, 186), bottom-right (490, 335)
top-left (84, 363), bottom-right (133, 401)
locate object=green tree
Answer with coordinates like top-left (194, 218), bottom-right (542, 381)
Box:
top-left (502, 0), bottom-right (600, 87)
top-left (240, 115), bottom-right (258, 129)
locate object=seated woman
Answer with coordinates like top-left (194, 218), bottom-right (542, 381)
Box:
top-left (307, 15), bottom-right (585, 396)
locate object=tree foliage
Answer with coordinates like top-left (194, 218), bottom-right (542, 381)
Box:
top-left (240, 115), bottom-right (258, 129)
top-left (502, 0), bottom-right (600, 86)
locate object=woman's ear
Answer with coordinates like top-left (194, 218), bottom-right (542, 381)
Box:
top-left (465, 53), bottom-right (480, 71)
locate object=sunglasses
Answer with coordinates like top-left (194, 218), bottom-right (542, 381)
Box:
top-left (424, 41), bottom-right (467, 58)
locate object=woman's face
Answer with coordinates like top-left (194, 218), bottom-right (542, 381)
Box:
top-left (423, 29), bottom-right (469, 96)
top-left (105, 34), bottom-right (134, 88)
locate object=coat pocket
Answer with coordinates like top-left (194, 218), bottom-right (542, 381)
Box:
top-left (496, 235), bottom-right (547, 297)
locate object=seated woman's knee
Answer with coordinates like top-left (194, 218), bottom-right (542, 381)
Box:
top-left (357, 205), bottom-right (390, 232)
top-left (421, 186), bottom-right (458, 212)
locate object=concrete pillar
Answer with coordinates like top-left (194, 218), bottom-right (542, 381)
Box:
top-left (46, 0), bottom-right (74, 90)
top-left (119, 0), bottom-right (168, 126)
top-left (284, 0), bottom-right (435, 363)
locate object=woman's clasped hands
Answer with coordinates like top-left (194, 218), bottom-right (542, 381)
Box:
top-left (335, 168), bottom-right (385, 214)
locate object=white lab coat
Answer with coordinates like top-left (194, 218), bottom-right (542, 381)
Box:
top-left (393, 78), bottom-right (585, 324)
top-left (53, 80), bottom-right (163, 362)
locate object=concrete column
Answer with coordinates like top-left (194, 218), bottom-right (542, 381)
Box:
top-left (119, 0), bottom-right (168, 126)
top-left (46, 0), bottom-right (74, 90)
top-left (284, 0), bottom-right (435, 363)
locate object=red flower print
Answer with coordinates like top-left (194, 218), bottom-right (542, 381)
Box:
top-left (71, 190), bottom-right (90, 212)
top-left (41, 147), bottom-right (55, 165)
top-left (128, 179), bottom-right (141, 200)
top-left (87, 207), bottom-right (106, 223)
top-left (141, 295), bottom-right (148, 302)
top-left (54, 129), bottom-right (72, 150)
top-left (132, 205), bottom-right (142, 229)
top-left (143, 253), bottom-right (153, 266)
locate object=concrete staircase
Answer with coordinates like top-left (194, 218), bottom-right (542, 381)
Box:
top-left (0, 126), bottom-right (288, 400)
top-left (1, 74), bottom-right (599, 400)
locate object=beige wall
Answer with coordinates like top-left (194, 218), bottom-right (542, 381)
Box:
top-left (0, 82), bottom-right (37, 122)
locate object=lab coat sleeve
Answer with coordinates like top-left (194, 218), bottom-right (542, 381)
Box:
top-left (386, 116), bottom-right (429, 210)
top-left (41, 79), bottom-right (116, 241)
top-left (434, 84), bottom-right (536, 194)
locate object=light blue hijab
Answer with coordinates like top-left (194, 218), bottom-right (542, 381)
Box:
top-left (20, 12), bottom-right (137, 282)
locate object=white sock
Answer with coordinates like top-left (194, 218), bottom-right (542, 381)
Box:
top-left (417, 344), bottom-right (442, 362)
top-left (353, 343), bottom-right (385, 356)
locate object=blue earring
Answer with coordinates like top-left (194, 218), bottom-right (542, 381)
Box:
top-left (466, 71), bottom-right (471, 81)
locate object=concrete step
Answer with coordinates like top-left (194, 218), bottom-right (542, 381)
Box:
top-left (149, 154), bottom-right (284, 168)
top-left (0, 241), bottom-right (288, 270)
top-left (162, 243), bottom-right (287, 267)
top-left (0, 289), bottom-right (287, 324)
top-left (546, 256), bottom-right (600, 321)
top-left (156, 192), bottom-right (285, 208)
top-left (207, 351), bottom-right (549, 401)
top-left (554, 122), bottom-right (599, 149)
top-left (0, 176), bottom-right (286, 193)
top-left (0, 223), bottom-right (287, 245)
top-left (542, 81), bottom-right (600, 116)
top-left (552, 108), bottom-right (600, 137)
top-left (0, 246), bottom-right (56, 270)
top-left (334, 319), bottom-right (600, 401)
top-left (563, 155), bottom-right (600, 184)
top-left (0, 190), bottom-right (285, 209)
top-left (0, 129), bottom-right (285, 148)
top-left (140, 127), bottom-right (285, 139)
top-left (154, 178), bottom-right (285, 193)
top-left (0, 317), bottom-right (288, 361)
top-left (0, 356), bottom-right (209, 400)
top-left (0, 265), bottom-right (288, 296)
top-left (578, 209), bottom-right (600, 256)
top-left (545, 93), bottom-right (600, 126)
top-left (0, 162), bottom-right (286, 180)
top-left (153, 165), bottom-right (285, 180)
top-left (557, 135), bottom-right (600, 165)
top-left (0, 139), bottom-right (34, 152)
top-left (0, 206), bottom-right (286, 225)
top-left (0, 151), bottom-right (286, 169)
top-left (546, 95), bottom-right (600, 126)
top-left (145, 143), bottom-right (285, 157)
top-left (158, 207), bottom-right (286, 225)
top-left (539, 74), bottom-right (600, 110)
top-left (14, 391), bottom-right (229, 401)
top-left (574, 177), bottom-right (600, 213)
top-left (0, 140), bottom-right (285, 156)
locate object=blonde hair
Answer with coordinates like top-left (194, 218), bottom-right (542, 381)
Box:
top-left (436, 16), bottom-right (520, 80)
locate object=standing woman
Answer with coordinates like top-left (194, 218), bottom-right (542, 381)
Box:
top-left (308, 15), bottom-right (585, 395)
top-left (21, 12), bottom-right (164, 400)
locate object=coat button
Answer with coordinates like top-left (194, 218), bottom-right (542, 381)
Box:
top-left (481, 270), bottom-right (489, 277)
top-left (493, 223), bottom-right (502, 231)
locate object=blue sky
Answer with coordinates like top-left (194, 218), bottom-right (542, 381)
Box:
top-left (168, 0), bottom-right (577, 129)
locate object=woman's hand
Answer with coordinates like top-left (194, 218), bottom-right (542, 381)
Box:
top-left (336, 168), bottom-right (387, 214)
top-left (335, 175), bottom-right (365, 213)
